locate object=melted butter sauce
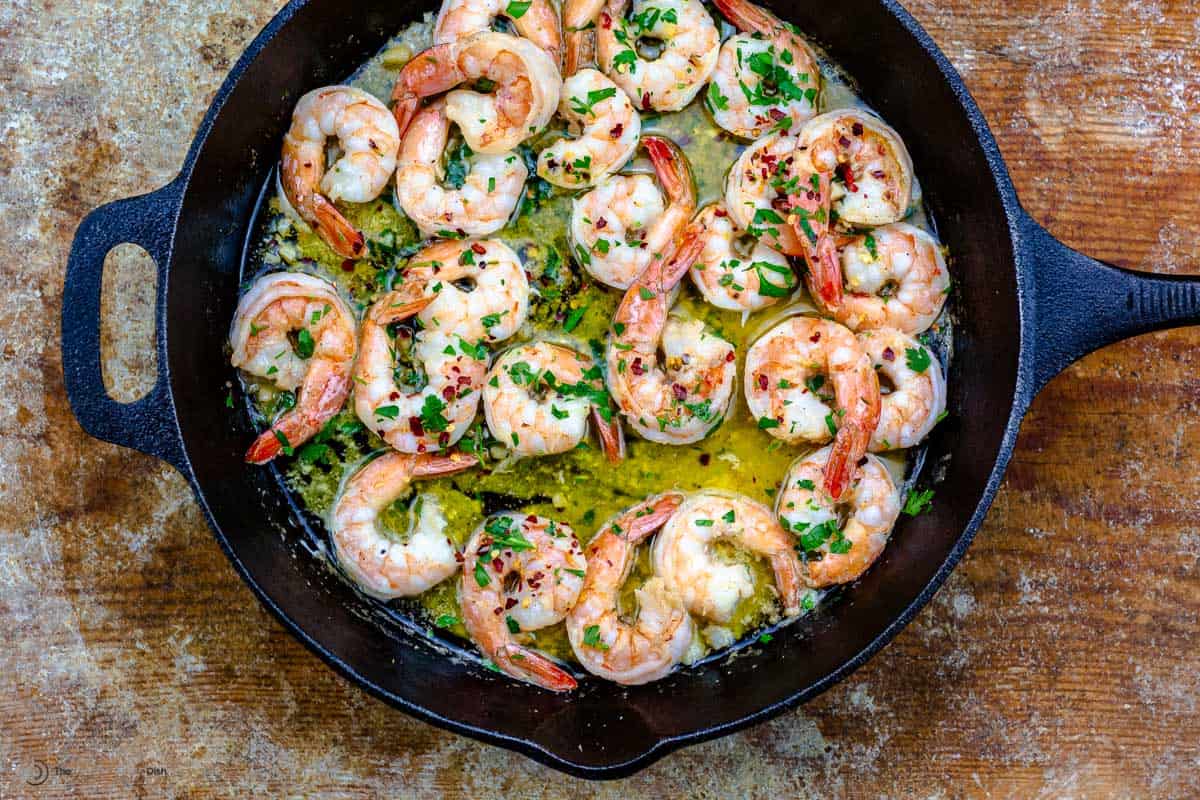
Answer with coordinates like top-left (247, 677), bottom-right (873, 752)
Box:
top-left (238, 11), bottom-right (952, 668)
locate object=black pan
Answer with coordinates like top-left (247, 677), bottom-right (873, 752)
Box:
top-left (61, 0), bottom-right (1200, 779)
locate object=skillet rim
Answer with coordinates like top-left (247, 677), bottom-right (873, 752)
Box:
top-left (164, 0), bottom-right (1034, 778)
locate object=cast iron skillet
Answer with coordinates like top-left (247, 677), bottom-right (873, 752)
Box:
top-left (62, 0), bottom-right (1200, 779)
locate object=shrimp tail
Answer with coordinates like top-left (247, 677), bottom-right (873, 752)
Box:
top-left (245, 365), bottom-right (351, 464)
top-left (711, 0), bottom-right (780, 35)
top-left (624, 492), bottom-right (686, 543)
top-left (642, 135), bottom-right (696, 210)
top-left (769, 551), bottom-right (804, 616)
top-left (410, 451), bottom-right (481, 478)
top-left (500, 646), bottom-right (578, 692)
top-left (311, 195), bottom-right (366, 259)
top-left (823, 388), bottom-right (879, 498)
top-left (592, 406), bottom-right (626, 463)
top-left (805, 234), bottom-right (844, 309)
top-left (391, 44), bottom-right (460, 136)
top-left (370, 293), bottom-right (436, 325)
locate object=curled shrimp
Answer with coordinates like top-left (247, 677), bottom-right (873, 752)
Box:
top-left (461, 513), bottom-right (585, 691)
top-left (391, 31), bottom-right (561, 154)
top-left (744, 316), bottom-right (880, 499)
top-left (724, 131), bottom-right (809, 258)
top-left (230, 272), bottom-right (357, 464)
top-left (330, 451), bottom-right (479, 598)
top-left (706, 0), bottom-right (820, 139)
top-left (566, 493), bottom-right (694, 685)
top-left (858, 328), bottom-right (946, 451)
top-left (776, 446), bottom-right (900, 587)
top-left (789, 110), bottom-right (914, 307)
top-left (570, 134), bottom-right (696, 290)
top-left (398, 239), bottom-right (531, 344)
top-left (483, 341), bottom-right (625, 461)
top-left (652, 491), bottom-right (803, 623)
top-left (394, 99), bottom-right (527, 238)
top-left (606, 215), bottom-right (737, 445)
top-left (435, 0), bottom-right (563, 67)
top-left (596, 0), bottom-right (720, 111)
top-left (354, 240), bottom-right (530, 452)
top-left (820, 223), bottom-right (950, 334)
top-left (280, 86), bottom-right (400, 258)
top-left (685, 203), bottom-right (797, 313)
top-left (537, 68), bottom-right (640, 189)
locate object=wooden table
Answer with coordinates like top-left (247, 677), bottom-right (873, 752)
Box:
top-left (2, 0), bottom-right (1197, 795)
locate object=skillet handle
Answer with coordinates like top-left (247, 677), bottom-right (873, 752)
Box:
top-left (61, 177), bottom-right (188, 472)
top-left (1019, 210), bottom-right (1200, 395)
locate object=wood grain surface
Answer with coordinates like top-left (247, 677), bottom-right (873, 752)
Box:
top-left (1, 0), bottom-right (1198, 796)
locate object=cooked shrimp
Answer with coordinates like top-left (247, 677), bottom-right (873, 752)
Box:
top-left (724, 132), bottom-right (808, 257)
top-left (776, 446), bottom-right (900, 587)
top-left (818, 223), bottom-right (950, 334)
top-left (435, 0), bottom-right (563, 67)
top-left (789, 110), bottom-right (914, 307)
top-left (653, 491), bottom-right (803, 623)
top-left (705, 0), bottom-right (820, 139)
top-left (354, 240), bottom-right (530, 452)
top-left (399, 239), bottom-right (531, 344)
top-left (596, 0), bottom-right (720, 111)
top-left (566, 493), bottom-right (694, 685)
top-left (570, 135), bottom-right (696, 290)
top-left (231, 272), bottom-right (357, 464)
top-left (280, 86), bottom-right (400, 258)
top-left (391, 31), bottom-right (561, 154)
top-left (483, 341), bottom-right (625, 461)
top-left (858, 328), bottom-right (945, 451)
top-left (394, 99), bottom-right (526, 238)
top-left (606, 221), bottom-right (736, 444)
top-left (685, 203), bottom-right (797, 313)
top-left (538, 68), bottom-right (640, 188)
top-left (354, 294), bottom-right (486, 453)
top-left (744, 316), bottom-right (880, 499)
top-left (460, 513), bottom-right (584, 691)
top-left (330, 451), bottom-right (479, 598)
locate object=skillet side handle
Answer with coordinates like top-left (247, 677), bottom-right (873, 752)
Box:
top-left (61, 178), bottom-right (188, 472)
top-left (1019, 211), bottom-right (1200, 396)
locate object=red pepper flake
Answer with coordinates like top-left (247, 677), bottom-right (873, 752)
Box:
top-left (454, 551), bottom-right (465, 563)
top-left (882, 347), bottom-right (895, 361)
top-left (492, 557), bottom-right (504, 572)
top-left (630, 358), bottom-right (645, 376)
top-left (455, 228), bottom-right (466, 238)
top-left (713, 207), bottom-right (727, 217)
top-left (409, 416), bottom-right (425, 437)
top-left (610, 122), bottom-right (624, 138)
top-left (341, 259), bottom-right (356, 272)
top-left (641, 93), bottom-right (652, 111)
top-left (601, 10), bottom-right (612, 27)
top-left (596, 217), bottom-right (608, 229)
top-left (442, 386), bottom-right (456, 401)
top-left (672, 384), bottom-right (687, 400)
top-left (438, 431), bottom-right (450, 447)
top-left (810, 332), bottom-right (821, 343)
top-left (389, 391), bottom-right (400, 400)
top-left (770, 195), bottom-right (791, 211)
top-left (837, 162), bottom-right (858, 193)
top-left (838, 135), bottom-right (851, 147)
top-left (757, 374), bottom-right (768, 391)
top-left (471, 242), bottom-right (486, 255)
top-left (851, 122), bottom-right (863, 136)
top-left (872, 169), bottom-right (886, 179)
top-left (504, 597), bottom-right (518, 609)
top-left (457, 375), bottom-right (473, 385)
top-left (768, 107), bottom-right (786, 121)
top-left (725, 351), bottom-right (736, 362)
top-left (494, 606), bottom-right (503, 615)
